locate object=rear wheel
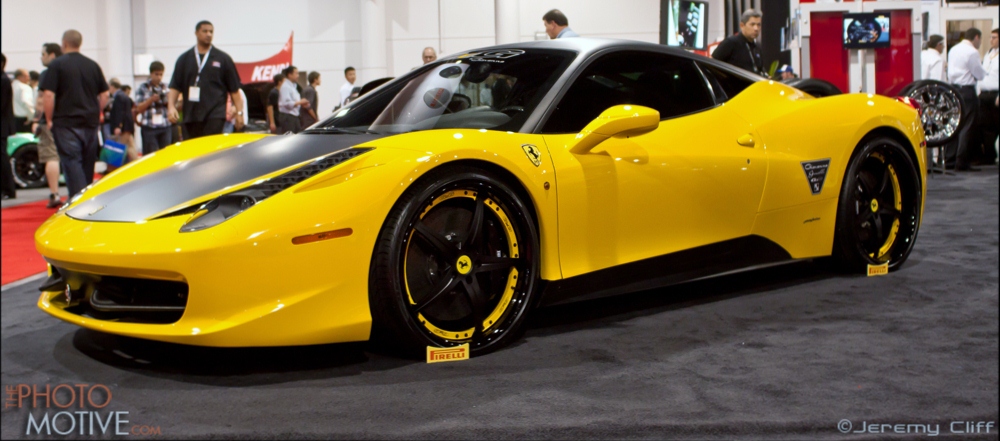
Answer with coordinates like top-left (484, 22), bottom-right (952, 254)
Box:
top-left (10, 144), bottom-right (46, 189)
top-left (783, 78), bottom-right (843, 98)
top-left (369, 166), bottom-right (540, 358)
top-left (833, 136), bottom-right (921, 272)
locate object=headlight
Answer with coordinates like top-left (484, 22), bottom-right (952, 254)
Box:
top-left (180, 190), bottom-right (267, 232)
top-left (176, 147), bottom-right (374, 233)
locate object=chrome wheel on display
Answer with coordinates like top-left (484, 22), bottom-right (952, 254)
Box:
top-left (369, 166), bottom-right (540, 358)
top-left (900, 80), bottom-right (964, 147)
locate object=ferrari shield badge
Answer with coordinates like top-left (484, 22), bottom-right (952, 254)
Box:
top-left (427, 344), bottom-right (470, 363)
top-left (522, 144), bottom-right (542, 167)
top-left (801, 159), bottom-right (831, 195)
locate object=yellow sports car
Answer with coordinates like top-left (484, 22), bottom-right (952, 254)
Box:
top-left (36, 39), bottom-right (929, 357)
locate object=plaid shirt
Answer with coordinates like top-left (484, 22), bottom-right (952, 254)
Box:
top-left (135, 80), bottom-right (171, 128)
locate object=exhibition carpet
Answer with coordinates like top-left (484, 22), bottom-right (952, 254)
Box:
top-left (0, 167), bottom-right (995, 439)
top-left (0, 201), bottom-right (52, 285)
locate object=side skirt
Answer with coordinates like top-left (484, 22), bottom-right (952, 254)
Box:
top-left (539, 235), bottom-right (793, 306)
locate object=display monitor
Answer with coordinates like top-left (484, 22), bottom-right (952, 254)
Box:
top-left (843, 13), bottom-right (891, 49)
top-left (667, 0), bottom-right (709, 50)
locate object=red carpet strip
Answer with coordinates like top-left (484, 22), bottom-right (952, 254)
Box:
top-left (1, 201), bottom-right (54, 285)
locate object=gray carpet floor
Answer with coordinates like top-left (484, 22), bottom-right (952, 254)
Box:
top-left (2, 167), bottom-right (997, 440)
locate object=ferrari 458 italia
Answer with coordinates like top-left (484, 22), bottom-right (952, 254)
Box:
top-left (36, 39), bottom-right (928, 357)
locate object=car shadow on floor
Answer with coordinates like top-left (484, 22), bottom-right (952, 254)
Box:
top-left (526, 260), bottom-right (834, 336)
top-left (67, 260), bottom-right (841, 385)
top-left (66, 331), bottom-right (416, 386)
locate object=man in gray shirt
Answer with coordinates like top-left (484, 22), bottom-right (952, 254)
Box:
top-left (277, 66), bottom-right (310, 134)
top-left (299, 71), bottom-right (320, 129)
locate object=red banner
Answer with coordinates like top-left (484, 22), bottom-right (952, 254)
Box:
top-left (235, 33), bottom-right (293, 84)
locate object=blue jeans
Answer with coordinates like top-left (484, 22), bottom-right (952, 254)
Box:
top-left (51, 126), bottom-right (99, 198)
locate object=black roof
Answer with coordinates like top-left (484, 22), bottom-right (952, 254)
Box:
top-left (447, 38), bottom-right (763, 84)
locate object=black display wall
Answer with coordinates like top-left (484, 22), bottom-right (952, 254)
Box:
top-left (758, 0), bottom-right (791, 74)
top-left (660, 0), bottom-right (791, 76)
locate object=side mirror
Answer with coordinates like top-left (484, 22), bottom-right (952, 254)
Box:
top-left (570, 105), bottom-right (660, 155)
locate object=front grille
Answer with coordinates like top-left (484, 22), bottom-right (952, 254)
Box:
top-left (45, 266), bottom-right (188, 324)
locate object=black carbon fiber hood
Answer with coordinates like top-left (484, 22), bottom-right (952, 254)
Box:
top-left (67, 134), bottom-right (384, 223)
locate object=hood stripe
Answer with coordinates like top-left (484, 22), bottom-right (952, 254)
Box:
top-left (68, 134), bottom-right (385, 223)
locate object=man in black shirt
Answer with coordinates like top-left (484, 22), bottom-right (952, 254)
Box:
top-left (37, 43), bottom-right (64, 208)
top-left (712, 9), bottom-right (764, 76)
top-left (39, 30), bottom-right (110, 199)
top-left (108, 81), bottom-right (137, 165)
top-left (1, 53), bottom-right (18, 200)
top-left (267, 73), bottom-right (285, 134)
top-left (167, 20), bottom-right (244, 140)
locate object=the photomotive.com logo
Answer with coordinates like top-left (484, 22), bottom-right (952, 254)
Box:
top-left (837, 419), bottom-right (995, 437)
top-left (5, 383), bottom-right (162, 436)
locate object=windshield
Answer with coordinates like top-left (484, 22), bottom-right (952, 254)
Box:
top-left (307, 49), bottom-right (575, 134)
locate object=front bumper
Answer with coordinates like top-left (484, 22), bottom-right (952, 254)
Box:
top-left (35, 209), bottom-right (374, 347)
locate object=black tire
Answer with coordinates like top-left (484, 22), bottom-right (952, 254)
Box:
top-left (832, 136), bottom-right (922, 273)
top-left (898, 80), bottom-right (965, 147)
top-left (10, 143), bottom-right (47, 189)
top-left (783, 78), bottom-right (843, 98)
top-left (369, 165), bottom-right (541, 358)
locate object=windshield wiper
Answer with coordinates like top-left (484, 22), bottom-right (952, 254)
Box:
top-left (302, 127), bottom-right (382, 135)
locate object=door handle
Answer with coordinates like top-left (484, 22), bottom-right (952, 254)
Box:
top-left (737, 134), bottom-right (756, 148)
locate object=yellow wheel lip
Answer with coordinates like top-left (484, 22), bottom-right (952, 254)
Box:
top-left (875, 164), bottom-right (902, 260)
top-left (403, 190), bottom-right (520, 341)
top-left (865, 154), bottom-right (902, 262)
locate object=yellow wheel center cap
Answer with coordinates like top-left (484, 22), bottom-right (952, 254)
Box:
top-left (456, 255), bottom-right (473, 275)
top-left (870, 199), bottom-right (879, 213)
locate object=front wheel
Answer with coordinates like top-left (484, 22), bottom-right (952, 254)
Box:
top-left (832, 136), bottom-right (922, 273)
top-left (369, 166), bottom-right (541, 358)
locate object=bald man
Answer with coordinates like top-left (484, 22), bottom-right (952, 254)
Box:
top-left (12, 69), bottom-right (34, 132)
top-left (422, 47), bottom-right (438, 65)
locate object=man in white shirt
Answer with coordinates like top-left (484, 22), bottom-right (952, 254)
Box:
top-left (976, 28), bottom-right (999, 165)
top-left (921, 35), bottom-right (946, 82)
top-left (11, 69), bottom-right (35, 133)
top-left (339, 66), bottom-right (357, 108)
top-left (946, 28), bottom-right (989, 171)
top-left (277, 65), bottom-right (310, 134)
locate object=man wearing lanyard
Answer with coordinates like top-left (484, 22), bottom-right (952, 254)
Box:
top-left (946, 28), bottom-right (988, 171)
top-left (167, 20), bottom-right (244, 140)
top-left (711, 9), bottom-right (764, 76)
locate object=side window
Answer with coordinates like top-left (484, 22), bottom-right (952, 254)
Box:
top-left (542, 52), bottom-right (716, 134)
top-left (698, 63), bottom-right (755, 102)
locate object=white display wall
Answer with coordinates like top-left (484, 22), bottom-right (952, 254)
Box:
top-left (4, 0), bottom-right (715, 122)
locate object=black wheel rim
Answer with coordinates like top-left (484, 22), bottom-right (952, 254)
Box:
top-left (849, 147), bottom-right (918, 265)
top-left (906, 84), bottom-right (961, 145)
top-left (12, 147), bottom-right (43, 188)
top-left (400, 184), bottom-right (532, 349)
